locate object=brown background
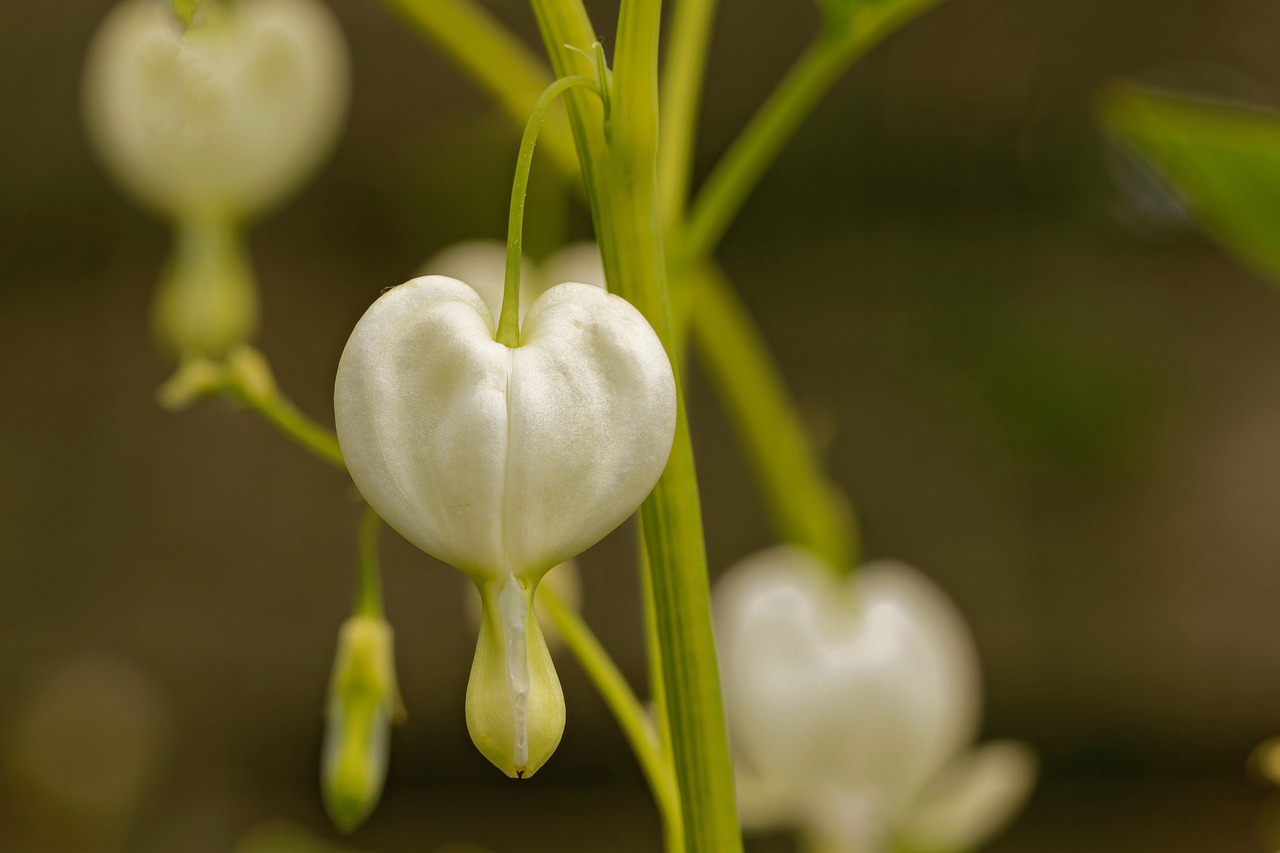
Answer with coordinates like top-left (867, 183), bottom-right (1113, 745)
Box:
top-left (6, 0), bottom-right (1280, 849)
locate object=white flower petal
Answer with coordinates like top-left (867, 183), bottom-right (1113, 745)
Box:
top-left (897, 740), bottom-right (1037, 853)
top-left (333, 276), bottom-right (676, 579)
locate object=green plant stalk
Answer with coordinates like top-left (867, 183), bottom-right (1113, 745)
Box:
top-left (377, 0), bottom-right (578, 178)
top-left (691, 267), bottom-right (857, 571)
top-left (657, 0), bottom-right (718, 229)
top-left (679, 0), bottom-right (947, 268)
top-left (355, 506), bottom-right (384, 618)
top-left (638, 535), bottom-right (683, 852)
top-left (537, 584), bottom-right (681, 837)
top-left (497, 75), bottom-right (599, 347)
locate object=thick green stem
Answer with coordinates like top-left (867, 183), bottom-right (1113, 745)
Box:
top-left (657, 0), bottom-right (718, 229)
top-left (638, 536), bottom-right (683, 853)
top-left (691, 267), bottom-right (858, 571)
top-left (612, 0), bottom-right (744, 849)
top-left (497, 75), bottom-right (599, 347)
top-left (537, 585), bottom-right (681, 840)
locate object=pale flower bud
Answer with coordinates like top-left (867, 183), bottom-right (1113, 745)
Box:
top-left (334, 276), bottom-right (675, 776)
top-left (322, 615), bottom-right (400, 832)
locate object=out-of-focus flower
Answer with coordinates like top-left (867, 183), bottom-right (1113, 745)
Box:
top-left (714, 546), bottom-right (1036, 853)
top-left (333, 273), bottom-right (675, 778)
top-left (82, 0), bottom-right (349, 360)
top-left (82, 0), bottom-right (349, 219)
top-left (4, 652), bottom-right (173, 848)
top-left (420, 240), bottom-right (606, 317)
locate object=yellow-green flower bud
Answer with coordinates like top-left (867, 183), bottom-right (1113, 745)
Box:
top-left (322, 615), bottom-right (400, 833)
top-left (466, 575), bottom-right (565, 779)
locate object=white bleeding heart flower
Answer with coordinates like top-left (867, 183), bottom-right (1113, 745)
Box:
top-left (334, 275), bottom-right (676, 777)
top-left (82, 0), bottom-right (349, 219)
top-left (714, 547), bottom-right (1035, 852)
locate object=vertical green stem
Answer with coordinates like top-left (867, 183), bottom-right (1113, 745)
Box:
top-left (497, 75), bottom-right (598, 347)
top-left (638, 537), bottom-right (683, 852)
top-left (611, 0), bottom-right (744, 849)
top-left (657, 0), bottom-right (719, 228)
top-left (677, 30), bottom-right (851, 269)
top-left (355, 506), bottom-right (384, 618)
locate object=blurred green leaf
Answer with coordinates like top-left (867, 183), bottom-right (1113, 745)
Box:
top-left (818, 0), bottom-right (941, 36)
top-left (1100, 84), bottom-right (1280, 282)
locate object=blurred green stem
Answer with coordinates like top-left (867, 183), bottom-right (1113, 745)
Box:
top-left (691, 267), bottom-right (857, 571)
top-left (658, 0), bottom-right (718, 228)
top-left (678, 0), bottom-right (947, 269)
top-left (537, 584), bottom-right (682, 843)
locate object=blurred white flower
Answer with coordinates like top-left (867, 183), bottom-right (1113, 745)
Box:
top-left (334, 273), bottom-right (674, 778)
top-left (714, 546), bottom-right (1035, 853)
top-left (83, 0), bottom-right (349, 218)
top-left (420, 240), bottom-right (606, 318)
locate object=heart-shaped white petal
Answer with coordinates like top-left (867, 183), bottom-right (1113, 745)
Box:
top-left (83, 0), bottom-right (348, 217)
top-left (714, 547), bottom-right (983, 839)
top-left (334, 275), bottom-right (675, 778)
top-left (334, 275), bottom-right (675, 581)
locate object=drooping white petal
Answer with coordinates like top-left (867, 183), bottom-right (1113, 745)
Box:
top-left (714, 548), bottom-right (982, 823)
top-left (83, 0), bottom-right (348, 217)
top-left (897, 740), bottom-right (1037, 852)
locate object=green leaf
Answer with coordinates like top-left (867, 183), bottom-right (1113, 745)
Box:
top-left (1100, 84), bottom-right (1280, 282)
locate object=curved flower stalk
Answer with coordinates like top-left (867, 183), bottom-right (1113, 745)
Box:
top-left (334, 275), bottom-right (676, 777)
top-left (82, 0), bottom-right (349, 358)
top-left (714, 547), bottom-right (1035, 853)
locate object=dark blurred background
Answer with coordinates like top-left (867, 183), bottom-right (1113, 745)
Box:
top-left (6, 0), bottom-right (1280, 850)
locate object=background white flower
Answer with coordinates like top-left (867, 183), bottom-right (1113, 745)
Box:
top-left (83, 0), bottom-right (349, 218)
top-left (714, 546), bottom-right (1036, 852)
